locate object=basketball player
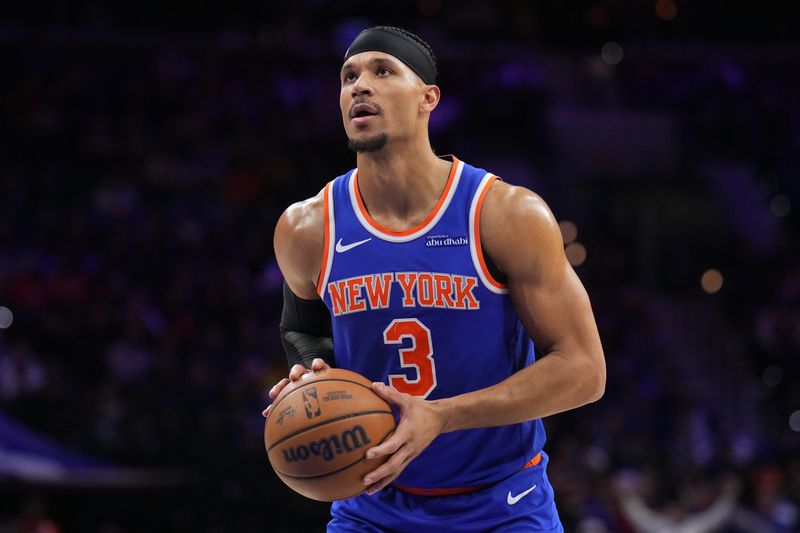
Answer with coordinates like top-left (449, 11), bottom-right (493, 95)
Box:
top-left (264, 26), bottom-right (605, 532)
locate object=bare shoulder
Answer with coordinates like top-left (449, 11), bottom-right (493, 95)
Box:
top-left (480, 180), bottom-right (565, 281)
top-left (277, 189), bottom-right (326, 244)
top-left (274, 188), bottom-right (326, 298)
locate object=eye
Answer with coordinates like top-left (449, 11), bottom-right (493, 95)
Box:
top-left (377, 66), bottom-right (391, 76)
top-left (343, 71), bottom-right (356, 83)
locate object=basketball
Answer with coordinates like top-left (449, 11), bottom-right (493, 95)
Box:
top-left (264, 368), bottom-right (396, 501)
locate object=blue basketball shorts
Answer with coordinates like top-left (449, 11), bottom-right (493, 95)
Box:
top-left (328, 451), bottom-right (563, 532)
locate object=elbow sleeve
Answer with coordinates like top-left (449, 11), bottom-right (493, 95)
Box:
top-left (279, 282), bottom-right (335, 369)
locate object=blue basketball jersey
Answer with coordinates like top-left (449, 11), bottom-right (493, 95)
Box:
top-left (317, 156), bottom-right (547, 489)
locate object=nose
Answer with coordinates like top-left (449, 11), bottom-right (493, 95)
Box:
top-left (351, 73), bottom-right (374, 97)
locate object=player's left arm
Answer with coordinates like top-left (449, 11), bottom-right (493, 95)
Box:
top-left (361, 180), bottom-right (605, 494)
top-left (453, 180), bottom-right (607, 424)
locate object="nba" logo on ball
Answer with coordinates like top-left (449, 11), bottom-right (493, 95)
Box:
top-left (302, 388), bottom-right (321, 419)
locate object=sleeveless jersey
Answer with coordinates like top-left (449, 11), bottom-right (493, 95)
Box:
top-left (317, 156), bottom-right (547, 489)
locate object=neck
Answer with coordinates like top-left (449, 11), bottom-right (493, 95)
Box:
top-left (355, 136), bottom-right (453, 232)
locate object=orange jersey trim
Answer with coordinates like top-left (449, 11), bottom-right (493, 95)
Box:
top-left (315, 182), bottom-right (332, 296)
top-left (392, 453), bottom-right (541, 497)
top-left (353, 157), bottom-right (460, 237)
top-left (473, 175), bottom-right (508, 290)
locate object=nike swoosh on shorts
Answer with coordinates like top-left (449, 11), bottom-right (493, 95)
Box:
top-left (506, 484), bottom-right (537, 505)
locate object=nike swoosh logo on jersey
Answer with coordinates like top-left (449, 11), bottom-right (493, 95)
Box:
top-left (506, 484), bottom-right (537, 505)
top-left (335, 238), bottom-right (372, 253)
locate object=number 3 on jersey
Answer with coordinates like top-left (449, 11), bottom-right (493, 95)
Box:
top-left (383, 318), bottom-right (437, 398)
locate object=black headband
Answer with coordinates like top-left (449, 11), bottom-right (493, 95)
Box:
top-left (344, 27), bottom-right (437, 85)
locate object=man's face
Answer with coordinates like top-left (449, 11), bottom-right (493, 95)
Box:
top-left (340, 51), bottom-right (427, 152)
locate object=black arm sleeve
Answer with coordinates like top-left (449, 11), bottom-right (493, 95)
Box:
top-left (279, 282), bottom-right (335, 369)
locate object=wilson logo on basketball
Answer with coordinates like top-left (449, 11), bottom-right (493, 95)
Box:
top-left (302, 388), bottom-right (321, 418)
top-left (282, 425), bottom-right (372, 463)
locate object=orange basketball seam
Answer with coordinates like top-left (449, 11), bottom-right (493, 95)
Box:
top-left (267, 410), bottom-right (394, 451)
top-left (266, 377), bottom-right (381, 419)
top-left (273, 426), bottom-right (395, 480)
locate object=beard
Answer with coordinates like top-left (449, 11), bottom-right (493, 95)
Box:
top-left (347, 133), bottom-right (388, 153)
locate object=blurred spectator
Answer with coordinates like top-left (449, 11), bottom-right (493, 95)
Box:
top-left (0, 341), bottom-right (46, 401)
top-left (615, 471), bottom-right (740, 532)
top-left (13, 499), bottom-right (61, 533)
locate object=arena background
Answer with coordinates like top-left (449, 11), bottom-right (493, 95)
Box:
top-left (1, 1), bottom-right (798, 531)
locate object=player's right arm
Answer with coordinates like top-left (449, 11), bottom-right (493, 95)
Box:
top-left (274, 189), bottom-right (326, 299)
top-left (263, 190), bottom-right (333, 417)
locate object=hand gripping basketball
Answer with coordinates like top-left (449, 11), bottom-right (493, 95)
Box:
top-left (359, 382), bottom-right (446, 495)
top-left (262, 358), bottom-right (330, 418)
top-left (263, 365), bottom-right (397, 501)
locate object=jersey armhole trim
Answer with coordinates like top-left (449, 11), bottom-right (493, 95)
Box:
top-left (316, 182), bottom-right (335, 298)
top-left (469, 174), bottom-right (509, 294)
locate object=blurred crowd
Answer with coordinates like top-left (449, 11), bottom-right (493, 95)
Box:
top-left (1, 2), bottom-right (798, 532)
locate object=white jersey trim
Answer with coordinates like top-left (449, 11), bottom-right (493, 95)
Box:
top-left (348, 160), bottom-right (465, 243)
top-left (317, 181), bottom-right (336, 299)
top-left (469, 173), bottom-right (509, 295)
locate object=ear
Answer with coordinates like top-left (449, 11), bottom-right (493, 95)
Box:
top-left (419, 84), bottom-right (441, 114)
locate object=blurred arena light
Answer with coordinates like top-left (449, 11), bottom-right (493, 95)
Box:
top-left (762, 365), bottom-right (783, 388)
top-left (701, 269), bottom-right (724, 294)
top-left (0, 306), bottom-right (13, 329)
top-left (790, 411), bottom-right (800, 432)
top-left (601, 42), bottom-right (624, 66)
top-left (565, 242), bottom-right (587, 266)
top-left (770, 194), bottom-right (791, 217)
top-left (655, 0), bottom-right (678, 22)
top-left (559, 220), bottom-right (578, 245)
